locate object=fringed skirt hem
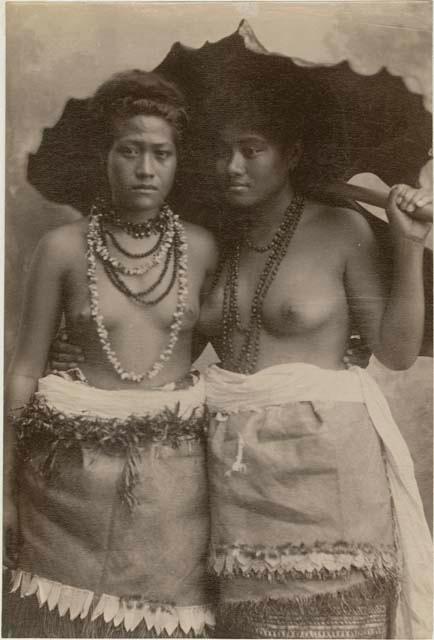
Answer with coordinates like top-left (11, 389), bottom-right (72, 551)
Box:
top-left (214, 579), bottom-right (396, 639)
top-left (5, 569), bottom-right (215, 638)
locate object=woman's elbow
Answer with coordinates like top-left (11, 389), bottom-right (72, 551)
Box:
top-left (375, 348), bottom-right (418, 371)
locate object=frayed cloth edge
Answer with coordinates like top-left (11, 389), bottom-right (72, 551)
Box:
top-left (216, 577), bottom-right (397, 618)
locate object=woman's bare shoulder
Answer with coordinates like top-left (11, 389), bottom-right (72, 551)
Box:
top-left (40, 219), bottom-right (87, 245)
top-left (307, 200), bottom-right (376, 246)
top-left (36, 219), bottom-right (88, 263)
top-left (183, 220), bottom-right (217, 244)
top-left (183, 221), bottom-right (219, 268)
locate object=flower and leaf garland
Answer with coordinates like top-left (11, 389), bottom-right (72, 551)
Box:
top-left (12, 394), bottom-right (207, 510)
top-left (86, 204), bottom-right (188, 382)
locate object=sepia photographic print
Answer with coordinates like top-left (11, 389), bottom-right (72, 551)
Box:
top-left (3, 1), bottom-right (433, 638)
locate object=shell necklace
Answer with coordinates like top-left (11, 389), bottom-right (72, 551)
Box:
top-left (86, 205), bottom-right (188, 382)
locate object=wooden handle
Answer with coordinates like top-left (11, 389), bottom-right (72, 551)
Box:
top-left (323, 182), bottom-right (433, 223)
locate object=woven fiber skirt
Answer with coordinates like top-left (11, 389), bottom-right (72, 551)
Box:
top-left (5, 370), bottom-right (215, 638)
top-left (214, 582), bottom-right (393, 639)
top-left (205, 364), bottom-right (403, 639)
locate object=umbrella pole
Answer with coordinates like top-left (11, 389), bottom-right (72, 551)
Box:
top-left (323, 182), bottom-right (432, 223)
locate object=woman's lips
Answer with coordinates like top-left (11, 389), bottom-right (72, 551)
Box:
top-left (131, 185), bottom-right (158, 192)
top-left (227, 183), bottom-right (249, 192)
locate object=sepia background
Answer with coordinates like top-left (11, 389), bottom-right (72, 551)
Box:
top-left (5, 1), bottom-right (433, 526)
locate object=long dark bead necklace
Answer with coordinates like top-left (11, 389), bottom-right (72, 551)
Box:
top-left (91, 201), bottom-right (180, 307)
top-left (102, 228), bottom-right (180, 307)
top-left (221, 194), bottom-right (305, 374)
top-left (87, 206), bottom-right (189, 382)
top-left (243, 228), bottom-right (277, 254)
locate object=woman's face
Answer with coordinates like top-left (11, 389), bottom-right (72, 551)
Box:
top-left (215, 124), bottom-right (295, 209)
top-left (106, 114), bottom-right (177, 216)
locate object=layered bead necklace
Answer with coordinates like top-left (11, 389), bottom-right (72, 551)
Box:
top-left (221, 194), bottom-right (305, 374)
top-left (86, 203), bottom-right (188, 382)
top-left (102, 207), bottom-right (171, 238)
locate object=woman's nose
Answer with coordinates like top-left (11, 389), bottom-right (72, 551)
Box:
top-left (136, 153), bottom-right (154, 177)
top-left (227, 150), bottom-right (245, 175)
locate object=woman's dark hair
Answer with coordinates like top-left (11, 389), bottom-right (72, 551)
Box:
top-left (184, 55), bottom-right (349, 244)
top-left (208, 69), bottom-right (308, 150)
top-left (201, 55), bottom-right (348, 196)
top-left (89, 69), bottom-right (188, 153)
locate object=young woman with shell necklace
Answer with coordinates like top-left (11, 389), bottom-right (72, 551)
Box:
top-left (4, 71), bottom-right (218, 638)
top-left (42, 70), bottom-right (431, 639)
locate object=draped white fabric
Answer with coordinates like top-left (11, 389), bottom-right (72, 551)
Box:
top-left (204, 363), bottom-right (433, 639)
top-left (37, 371), bottom-right (205, 419)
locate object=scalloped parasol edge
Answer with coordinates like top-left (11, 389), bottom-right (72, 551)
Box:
top-left (237, 19), bottom-right (431, 113)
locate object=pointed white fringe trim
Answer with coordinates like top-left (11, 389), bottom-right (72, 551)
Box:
top-left (10, 569), bottom-right (215, 635)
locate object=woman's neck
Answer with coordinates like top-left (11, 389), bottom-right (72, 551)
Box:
top-left (245, 184), bottom-right (296, 240)
top-left (114, 207), bottom-right (161, 224)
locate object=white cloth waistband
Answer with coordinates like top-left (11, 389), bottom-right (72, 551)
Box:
top-left (204, 362), bottom-right (432, 640)
top-left (36, 372), bottom-right (205, 420)
top-left (204, 362), bottom-right (363, 412)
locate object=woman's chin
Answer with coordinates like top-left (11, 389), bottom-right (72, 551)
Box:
top-left (224, 190), bottom-right (254, 209)
top-left (118, 195), bottom-right (165, 215)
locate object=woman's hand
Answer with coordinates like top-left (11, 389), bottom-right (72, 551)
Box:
top-left (342, 334), bottom-right (371, 369)
top-left (49, 331), bottom-right (84, 371)
top-left (4, 495), bottom-right (19, 568)
top-left (387, 185), bottom-right (432, 244)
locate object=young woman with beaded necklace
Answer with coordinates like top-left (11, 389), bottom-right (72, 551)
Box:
top-left (42, 69), bottom-right (430, 638)
top-left (196, 72), bottom-right (432, 639)
top-left (4, 71), bottom-right (218, 638)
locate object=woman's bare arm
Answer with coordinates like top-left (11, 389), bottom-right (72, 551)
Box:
top-left (344, 187), bottom-right (432, 370)
top-left (6, 230), bottom-right (67, 409)
top-left (5, 228), bottom-right (67, 538)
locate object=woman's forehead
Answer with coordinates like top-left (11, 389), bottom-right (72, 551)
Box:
top-left (218, 124), bottom-right (269, 144)
top-left (112, 114), bottom-right (175, 142)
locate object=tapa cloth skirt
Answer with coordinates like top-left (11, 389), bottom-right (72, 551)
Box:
top-left (6, 370), bottom-right (215, 638)
top-left (204, 363), bottom-right (432, 640)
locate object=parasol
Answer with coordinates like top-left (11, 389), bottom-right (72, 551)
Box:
top-left (154, 20), bottom-right (432, 218)
top-left (26, 20), bottom-right (432, 353)
top-left (28, 20), bottom-right (432, 217)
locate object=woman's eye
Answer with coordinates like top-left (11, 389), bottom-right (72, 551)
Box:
top-left (242, 146), bottom-right (262, 158)
top-left (119, 146), bottom-right (137, 157)
top-left (155, 150), bottom-right (172, 160)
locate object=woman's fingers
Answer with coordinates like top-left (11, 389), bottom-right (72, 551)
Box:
top-left (387, 185), bottom-right (432, 242)
top-left (4, 500), bottom-right (19, 569)
top-left (49, 334), bottom-right (83, 372)
top-left (54, 342), bottom-right (83, 355)
top-left (394, 185), bottom-right (432, 213)
top-left (395, 185), bottom-right (417, 212)
top-left (346, 334), bottom-right (371, 368)
top-left (52, 351), bottom-right (83, 362)
top-left (51, 360), bottom-right (79, 370)
top-left (415, 194), bottom-right (433, 208)
top-left (4, 527), bottom-right (19, 568)
top-left (51, 341), bottom-right (84, 359)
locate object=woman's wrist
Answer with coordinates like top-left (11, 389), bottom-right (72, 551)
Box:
top-left (7, 405), bottom-right (25, 418)
top-left (392, 233), bottom-right (427, 256)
